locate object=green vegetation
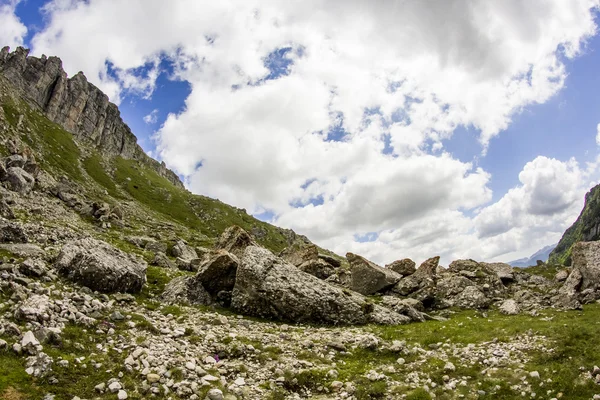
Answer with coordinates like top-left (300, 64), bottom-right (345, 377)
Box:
top-left (82, 153), bottom-right (121, 198)
top-left (522, 263), bottom-right (562, 279)
top-left (550, 184), bottom-right (600, 265)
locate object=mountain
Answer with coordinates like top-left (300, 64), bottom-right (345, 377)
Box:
top-left (508, 243), bottom-right (557, 268)
top-left (549, 184), bottom-right (600, 265)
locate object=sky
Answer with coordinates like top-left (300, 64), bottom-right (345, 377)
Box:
top-left (2, 0), bottom-right (600, 266)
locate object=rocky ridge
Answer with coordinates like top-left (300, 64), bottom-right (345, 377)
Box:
top-left (0, 46), bottom-right (182, 189)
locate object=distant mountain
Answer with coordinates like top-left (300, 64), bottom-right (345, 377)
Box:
top-left (509, 243), bottom-right (557, 268)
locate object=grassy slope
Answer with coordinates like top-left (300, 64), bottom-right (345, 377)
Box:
top-left (0, 94), bottom-right (312, 256)
top-left (550, 184), bottom-right (600, 266)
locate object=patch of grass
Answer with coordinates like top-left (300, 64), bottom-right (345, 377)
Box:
top-left (130, 313), bottom-right (160, 334)
top-left (0, 353), bottom-right (40, 398)
top-left (405, 388), bottom-right (432, 400)
top-left (283, 368), bottom-right (329, 392)
top-left (83, 152), bottom-right (121, 198)
top-left (522, 264), bottom-right (562, 280)
top-left (161, 304), bottom-right (184, 317)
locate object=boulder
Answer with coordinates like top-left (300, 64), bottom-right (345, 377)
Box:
top-left (6, 167), bottom-right (34, 194)
top-left (498, 299), bottom-right (520, 315)
top-left (318, 254), bottom-right (342, 268)
top-left (152, 252), bottom-right (176, 269)
top-left (385, 258), bottom-right (416, 276)
top-left (571, 241), bottom-right (600, 291)
top-left (171, 239), bottom-right (197, 261)
top-left (5, 154), bottom-right (25, 168)
top-left (15, 295), bottom-right (51, 322)
top-left (144, 240), bottom-right (167, 254)
top-left (231, 246), bottom-right (405, 325)
top-left (0, 221), bottom-right (28, 243)
top-left (298, 259), bottom-right (336, 280)
top-left (381, 296), bottom-right (430, 322)
top-left (280, 243), bottom-right (318, 267)
top-left (453, 286), bottom-right (491, 309)
top-left (195, 250), bottom-right (239, 296)
top-left (162, 276), bottom-right (212, 306)
top-left (555, 269), bottom-right (569, 282)
top-left (215, 225), bottom-right (257, 258)
top-left (18, 258), bottom-right (47, 277)
top-left (483, 262), bottom-right (514, 283)
top-left (390, 256), bottom-right (439, 298)
top-left (55, 238), bottom-right (147, 293)
top-left (347, 252), bottom-right (402, 295)
top-left (436, 275), bottom-right (473, 298)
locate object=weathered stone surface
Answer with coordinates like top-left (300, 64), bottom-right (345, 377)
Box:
top-left (0, 222), bottom-right (28, 243)
top-left (483, 262), bottom-right (514, 283)
top-left (298, 259), bottom-right (336, 280)
top-left (0, 46), bottom-right (183, 188)
top-left (18, 258), bottom-right (47, 277)
top-left (555, 269), bottom-right (569, 282)
top-left (499, 299), bottom-right (520, 315)
top-left (453, 286), bottom-right (491, 309)
top-left (215, 226), bottom-right (257, 258)
top-left (231, 246), bottom-right (404, 325)
top-left (195, 250), bottom-right (239, 296)
top-left (391, 257), bottom-right (439, 298)
top-left (161, 276), bottom-right (212, 306)
top-left (55, 238), bottom-right (147, 293)
top-left (571, 241), bottom-right (600, 291)
top-left (152, 252), bottom-right (176, 269)
top-left (171, 239), bottom-right (197, 261)
top-left (280, 243), bottom-right (318, 267)
top-left (6, 167), bottom-right (34, 194)
top-left (347, 252), bottom-right (402, 295)
top-left (15, 295), bottom-right (50, 322)
top-left (386, 258), bottom-right (416, 276)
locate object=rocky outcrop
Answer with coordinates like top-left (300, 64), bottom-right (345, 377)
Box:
top-left (386, 258), bottom-right (416, 276)
top-left (231, 246), bottom-right (407, 325)
top-left (550, 184), bottom-right (600, 265)
top-left (347, 252), bottom-right (402, 295)
top-left (0, 46), bottom-right (183, 189)
top-left (55, 238), bottom-right (147, 293)
top-left (215, 225), bottom-right (257, 258)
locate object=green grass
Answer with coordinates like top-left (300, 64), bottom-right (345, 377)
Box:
top-left (1, 102), bottom-right (83, 181)
top-left (83, 153), bottom-right (121, 198)
top-left (522, 264), bottom-right (562, 279)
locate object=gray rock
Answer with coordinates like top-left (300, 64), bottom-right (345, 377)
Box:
top-left (231, 246), bottom-right (404, 325)
top-left (5, 154), bottom-right (25, 168)
top-left (195, 250), bottom-right (239, 295)
top-left (298, 258), bottom-right (336, 280)
top-left (453, 286), bottom-right (491, 309)
top-left (207, 389), bottom-right (224, 400)
top-left (0, 221), bottom-right (28, 243)
top-left (15, 295), bottom-right (50, 322)
top-left (55, 237), bottom-right (147, 293)
top-left (280, 243), bottom-right (318, 267)
top-left (19, 258), bottom-right (47, 277)
top-left (161, 275), bottom-right (212, 306)
top-left (571, 241), bottom-right (600, 292)
top-left (6, 167), bottom-right (34, 194)
top-left (555, 269), bottom-right (570, 282)
top-left (386, 258), bottom-right (416, 276)
top-left (484, 262), bottom-right (514, 283)
top-left (498, 299), bottom-right (520, 315)
top-left (215, 225), bottom-right (257, 258)
top-left (152, 252), bottom-right (176, 269)
top-left (171, 239), bottom-right (197, 261)
top-left (347, 252), bottom-right (402, 295)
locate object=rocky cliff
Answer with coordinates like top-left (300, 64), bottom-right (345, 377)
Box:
top-left (549, 183), bottom-right (600, 265)
top-left (0, 46), bottom-right (183, 189)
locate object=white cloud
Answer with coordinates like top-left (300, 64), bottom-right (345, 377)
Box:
top-left (0, 1), bottom-right (27, 48)
top-left (596, 122), bottom-right (600, 145)
top-left (143, 109), bottom-right (159, 125)
top-left (29, 0), bottom-right (600, 265)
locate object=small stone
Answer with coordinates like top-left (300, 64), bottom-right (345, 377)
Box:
top-left (397, 358), bottom-right (405, 365)
top-left (530, 371), bottom-right (540, 380)
top-left (444, 362), bottom-right (456, 372)
top-left (108, 381), bottom-right (122, 393)
top-left (207, 388), bottom-right (224, 400)
top-left (94, 382), bottom-right (106, 392)
top-left (117, 390), bottom-right (128, 400)
top-left (234, 377), bottom-right (245, 386)
top-left (147, 373), bottom-right (160, 383)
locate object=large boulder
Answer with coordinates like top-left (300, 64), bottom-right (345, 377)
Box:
top-left (391, 256), bottom-right (439, 298)
top-left (171, 239), bottom-right (197, 261)
top-left (216, 226), bottom-right (257, 258)
top-left (194, 250), bottom-right (239, 296)
top-left (448, 259), bottom-right (505, 294)
top-left (280, 243), bottom-right (319, 267)
top-left (483, 262), bottom-right (514, 283)
top-left (55, 238), bottom-right (147, 293)
top-left (162, 276), bottom-right (212, 306)
top-left (231, 246), bottom-right (406, 325)
top-left (298, 259), bottom-right (336, 280)
top-left (571, 241), bottom-right (600, 291)
top-left (6, 167), bottom-right (34, 194)
top-left (347, 252), bottom-right (402, 295)
top-left (385, 258), bottom-right (416, 276)
top-left (0, 221), bottom-right (28, 243)
top-left (453, 286), bottom-right (491, 309)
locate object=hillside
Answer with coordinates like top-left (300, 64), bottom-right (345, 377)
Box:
top-left (549, 184), bottom-right (600, 265)
top-left (2, 46), bottom-right (600, 400)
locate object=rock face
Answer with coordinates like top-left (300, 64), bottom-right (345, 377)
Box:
top-left (550, 183), bottom-right (600, 265)
top-left (55, 238), bottom-right (147, 293)
top-left (347, 253), bottom-right (402, 295)
top-left (0, 46), bottom-right (183, 189)
top-left (231, 246), bottom-right (404, 325)
top-left (571, 241), bottom-right (600, 291)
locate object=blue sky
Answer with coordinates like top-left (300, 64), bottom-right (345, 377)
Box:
top-left (3, 0), bottom-right (600, 265)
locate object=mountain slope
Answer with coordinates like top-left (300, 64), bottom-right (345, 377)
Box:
top-left (0, 46), bottom-right (340, 260)
top-left (549, 184), bottom-right (600, 265)
top-left (508, 243), bottom-right (557, 268)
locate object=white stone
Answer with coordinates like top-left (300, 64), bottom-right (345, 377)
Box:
top-left (207, 388), bottom-right (223, 400)
top-left (234, 377), bottom-right (245, 386)
top-left (108, 381), bottom-right (122, 393)
top-left (117, 390), bottom-right (128, 400)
